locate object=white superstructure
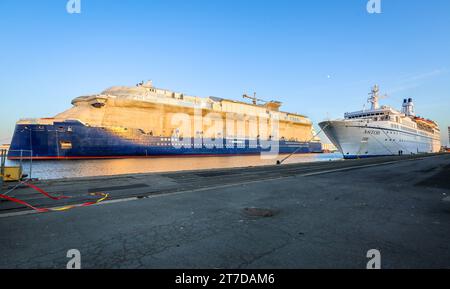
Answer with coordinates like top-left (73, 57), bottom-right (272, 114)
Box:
top-left (319, 85), bottom-right (441, 159)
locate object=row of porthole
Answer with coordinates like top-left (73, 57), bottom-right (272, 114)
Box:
top-left (386, 130), bottom-right (432, 140)
top-left (387, 139), bottom-right (430, 143)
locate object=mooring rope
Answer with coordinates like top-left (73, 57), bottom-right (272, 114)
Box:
top-left (277, 122), bottom-right (331, 165)
top-left (0, 181), bottom-right (109, 213)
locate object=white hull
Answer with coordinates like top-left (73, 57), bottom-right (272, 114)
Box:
top-left (320, 119), bottom-right (441, 159)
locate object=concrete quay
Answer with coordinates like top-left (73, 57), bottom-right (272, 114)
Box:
top-left (0, 153), bottom-right (449, 268)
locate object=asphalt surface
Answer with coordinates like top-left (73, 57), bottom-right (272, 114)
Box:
top-left (1, 154), bottom-right (449, 268)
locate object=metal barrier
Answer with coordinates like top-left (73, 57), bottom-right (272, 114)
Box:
top-left (0, 149), bottom-right (5, 186)
top-left (1, 149), bottom-right (33, 180)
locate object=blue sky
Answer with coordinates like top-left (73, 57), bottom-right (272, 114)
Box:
top-left (0, 0), bottom-right (449, 145)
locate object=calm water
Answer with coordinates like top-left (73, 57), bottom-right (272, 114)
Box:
top-left (6, 153), bottom-right (343, 180)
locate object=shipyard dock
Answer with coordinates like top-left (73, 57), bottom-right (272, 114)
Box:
top-left (1, 154), bottom-right (450, 269)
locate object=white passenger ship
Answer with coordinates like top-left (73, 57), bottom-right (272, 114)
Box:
top-left (319, 85), bottom-right (441, 159)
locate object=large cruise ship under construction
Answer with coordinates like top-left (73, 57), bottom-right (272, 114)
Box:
top-left (8, 81), bottom-right (322, 160)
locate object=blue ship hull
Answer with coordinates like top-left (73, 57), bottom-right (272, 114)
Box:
top-left (8, 120), bottom-right (322, 160)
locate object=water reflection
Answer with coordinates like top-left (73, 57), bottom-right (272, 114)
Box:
top-left (6, 153), bottom-right (343, 180)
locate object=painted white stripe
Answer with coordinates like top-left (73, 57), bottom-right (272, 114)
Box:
top-left (300, 161), bottom-right (400, 177)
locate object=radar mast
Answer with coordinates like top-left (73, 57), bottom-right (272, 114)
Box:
top-left (368, 85), bottom-right (380, 110)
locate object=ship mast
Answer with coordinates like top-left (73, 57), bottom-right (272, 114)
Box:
top-left (368, 84), bottom-right (380, 110)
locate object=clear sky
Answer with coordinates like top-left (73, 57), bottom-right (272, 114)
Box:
top-left (0, 0), bottom-right (449, 145)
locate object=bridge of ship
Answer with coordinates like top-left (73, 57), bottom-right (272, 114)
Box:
top-left (344, 107), bottom-right (398, 122)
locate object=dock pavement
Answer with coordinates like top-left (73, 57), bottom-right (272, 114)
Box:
top-left (1, 153), bottom-right (449, 268)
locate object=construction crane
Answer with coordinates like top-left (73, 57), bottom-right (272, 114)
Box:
top-left (242, 92), bottom-right (268, 105)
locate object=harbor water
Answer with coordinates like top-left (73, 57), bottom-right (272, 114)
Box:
top-left (5, 153), bottom-right (342, 180)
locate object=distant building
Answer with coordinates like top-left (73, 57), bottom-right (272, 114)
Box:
top-left (0, 144), bottom-right (10, 151)
top-left (448, 126), bottom-right (450, 145)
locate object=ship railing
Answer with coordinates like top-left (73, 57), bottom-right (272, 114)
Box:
top-left (17, 118), bottom-right (55, 125)
top-left (6, 149), bottom-right (33, 180)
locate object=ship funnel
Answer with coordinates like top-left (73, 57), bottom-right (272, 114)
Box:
top-left (401, 99), bottom-right (407, 114)
top-left (405, 98), bottom-right (415, 116)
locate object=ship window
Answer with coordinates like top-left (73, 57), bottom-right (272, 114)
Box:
top-left (91, 103), bottom-right (105, 108)
top-left (60, 141), bottom-right (72, 150)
